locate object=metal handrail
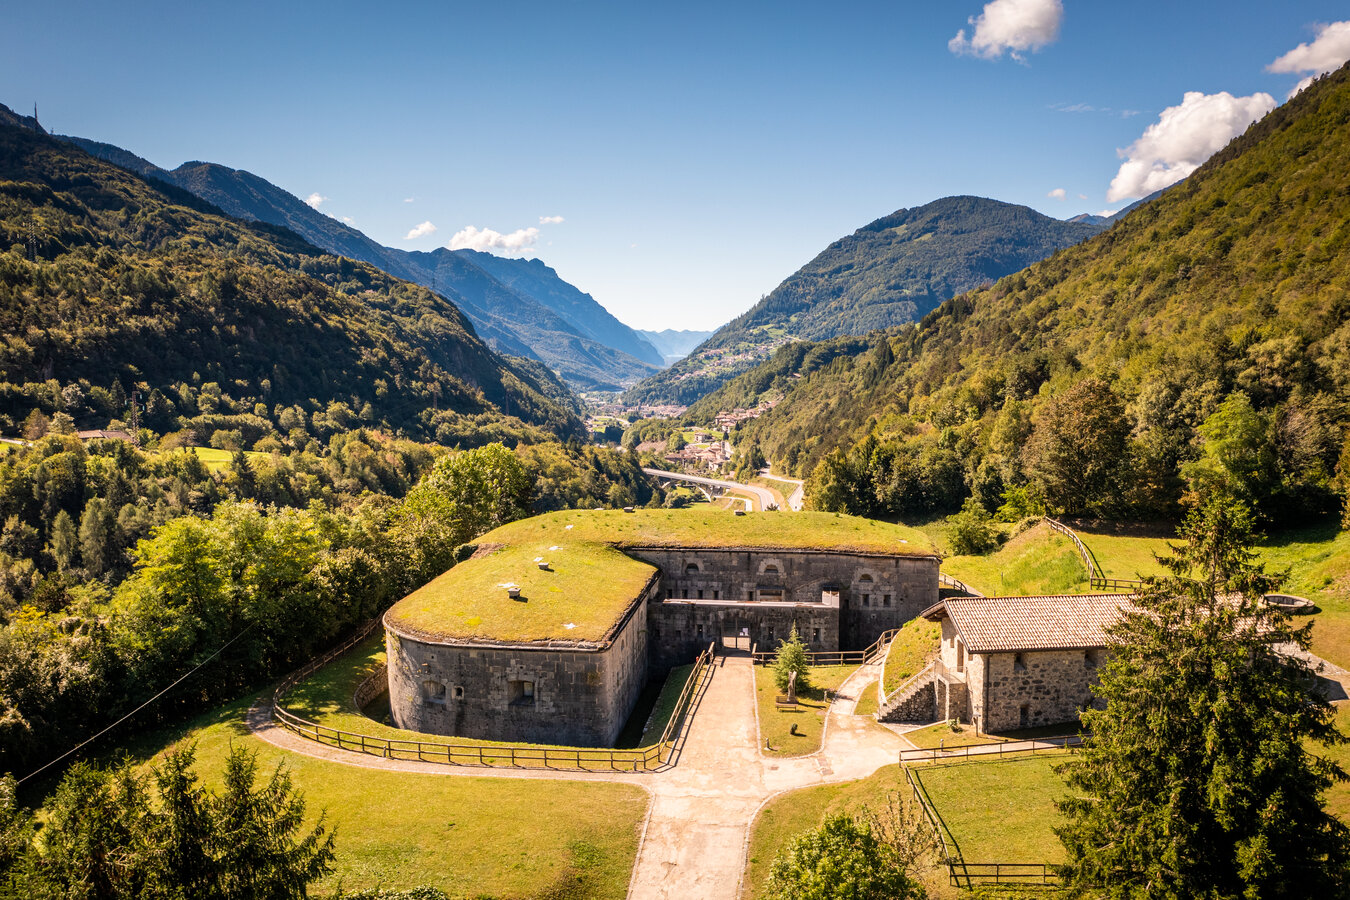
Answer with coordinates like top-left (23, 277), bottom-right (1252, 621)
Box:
top-left (899, 734), bottom-right (1083, 764)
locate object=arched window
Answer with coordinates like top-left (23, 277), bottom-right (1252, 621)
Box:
top-left (685, 562), bottom-right (700, 574)
top-left (764, 564), bottom-right (779, 575)
top-left (859, 574), bottom-right (874, 583)
top-left (422, 680), bottom-right (446, 705)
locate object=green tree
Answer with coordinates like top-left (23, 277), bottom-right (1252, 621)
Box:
top-left (1025, 378), bottom-right (1131, 516)
top-left (48, 510), bottom-right (78, 573)
top-left (406, 443), bottom-right (533, 545)
top-left (773, 625), bottom-right (811, 694)
top-left (1055, 496), bottom-right (1350, 897)
top-left (764, 810), bottom-right (927, 900)
top-left (78, 498), bottom-right (115, 576)
top-left (1182, 392), bottom-right (1278, 511)
top-left (946, 497), bottom-right (999, 555)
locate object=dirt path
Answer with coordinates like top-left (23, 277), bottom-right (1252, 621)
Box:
top-left (248, 654), bottom-right (905, 900)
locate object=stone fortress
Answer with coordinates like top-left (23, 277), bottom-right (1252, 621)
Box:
top-left (382, 509), bottom-right (940, 746)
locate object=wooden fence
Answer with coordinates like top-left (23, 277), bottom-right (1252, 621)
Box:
top-left (900, 734), bottom-right (1082, 764)
top-left (1045, 517), bottom-right (1144, 592)
top-left (271, 626), bottom-right (717, 773)
top-left (750, 627), bottom-right (898, 666)
top-left (904, 760), bottom-right (1062, 886)
top-left (939, 572), bottom-right (982, 596)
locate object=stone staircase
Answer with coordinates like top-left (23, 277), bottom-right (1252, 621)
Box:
top-left (877, 663), bottom-right (938, 723)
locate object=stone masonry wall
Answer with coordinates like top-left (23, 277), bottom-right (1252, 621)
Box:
top-left (981, 648), bottom-right (1104, 733)
top-left (384, 581), bottom-right (653, 747)
top-left (632, 547), bottom-right (937, 666)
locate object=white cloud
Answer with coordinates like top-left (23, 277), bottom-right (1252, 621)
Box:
top-left (1077, 193), bottom-right (1088, 200)
top-left (403, 197), bottom-right (416, 203)
top-left (304, 192), bottom-right (327, 209)
top-left (949, 0), bottom-right (1063, 61)
top-left (1106, 90), bottom-right (1276, 202)
top-left (539, 215), bottom-right (565, 225)
top-left (447, 225), bottom-right (540, 253)
top-left (1095, 209), bottom-right (1119, 217)
top-left (342, 216), bottom-right (355, 224)
top-left (1047, 187), bottom-right (1067, 200)
top-left (404, 220), bottom-right (437, 240)
top-left (1269, 21), bottom-right (1350, 77)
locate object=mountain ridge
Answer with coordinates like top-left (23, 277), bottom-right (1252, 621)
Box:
top-left (55, 136), bottom-right (660, 390)
top-left (622, 195), bottom-right (1107, 406)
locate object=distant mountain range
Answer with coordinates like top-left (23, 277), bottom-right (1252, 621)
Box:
top-left (0, 113), bottom-right (581, 443)
top-left (57, 136), bottom-right (663, 391)
top-left (621, 195), bottom-right (1111, 406)
top-left (636, 329), bottom-right (717, 365)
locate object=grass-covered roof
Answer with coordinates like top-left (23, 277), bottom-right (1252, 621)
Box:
top-left (385, 509), bottom-right (936, 645)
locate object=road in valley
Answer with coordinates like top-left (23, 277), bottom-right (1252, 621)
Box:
top-left (756, 470), bottom-right (804, 511)
top-left (641, 468), bottom-right (777, 512)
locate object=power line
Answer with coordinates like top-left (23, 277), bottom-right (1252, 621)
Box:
top-left (18, 624), bottom-right (255, 784)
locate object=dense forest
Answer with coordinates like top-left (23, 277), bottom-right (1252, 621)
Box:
top-left (0, 122), bottom-right (581, 445)
top-left (623, 196), bottom-right (1106, 406)
top-left (709, 63), bottom-right (1350, 527)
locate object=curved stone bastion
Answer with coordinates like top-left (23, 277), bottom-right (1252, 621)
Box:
top-left (383, 508), bottom-right (940, 746)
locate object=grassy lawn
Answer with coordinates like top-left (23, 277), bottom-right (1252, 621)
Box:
top-left (882, 617), bottom-right (941, 696)
top-left (189, 446), bottom-right (268, 472)
top-left (943, 522), bottom-right (1087, 597)
top-left (1256, 519), bottom-right (1350, 668)
top-left (1321, 705), bottom-right (1350, 823)
top-left (388, 539), bottom-right (654, 643)
top-left (913, 756), bottom-right (1068, 865)
top-left (636, 664), bottom-right (694, 746)
top-left (853, 679), bottom-right (879, 717)
top-left (113, 696), bottom-right (648, 898)
top-left (1072, 527), bottom-right (1173, 581)
top-left (755, 664), bottom-right (857, 756)
top-left (482, 509), bottom-right (938, 556)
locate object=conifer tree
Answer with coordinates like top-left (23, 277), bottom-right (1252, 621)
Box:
top-left (773, 625), bottom-right (812, 694)
top-left (1055, 496), bottom-right (1350, 897)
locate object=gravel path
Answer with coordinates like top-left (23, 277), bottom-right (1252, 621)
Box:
top-left (247, 653), bottom-right (907, 900)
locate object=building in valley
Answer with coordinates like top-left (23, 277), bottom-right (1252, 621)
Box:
top-left (383, 508), bottom-right (939, 746)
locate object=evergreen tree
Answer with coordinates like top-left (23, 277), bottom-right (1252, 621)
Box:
top-left (1055, 496), bottom-right (1350, 897)
top-left (48, 510), bottom-right (77, 573)
top-left (773, 625), bottom-right (811, 694)
top-left (78, 498), bottom-right (115, 576)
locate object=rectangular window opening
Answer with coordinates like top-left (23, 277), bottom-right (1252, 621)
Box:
top-left (862, 594), bottom-right (870, 607)
top-left (883, 594), bottom-right (892, 607)
top-left (812, 627), bottom-right (820, 643)
top-left (510, 680), bottom-right (536, 706)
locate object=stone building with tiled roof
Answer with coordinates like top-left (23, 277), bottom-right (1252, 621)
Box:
top-left (917, 593), bottom-right (1134, 733)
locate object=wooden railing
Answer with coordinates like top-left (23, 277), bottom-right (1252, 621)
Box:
top-left (750, 628), bottom-right (898, 666)
top-left (1044, 517), bottom-right (1144, 592)
top-left (271, 627), bottom-right (717, 773)
top-left (904, 760), bottom-right (1062, 886)
top-left (900, 734), bottom-right (1082, 764)
top-left (938, 572), bottom-right (982, 596)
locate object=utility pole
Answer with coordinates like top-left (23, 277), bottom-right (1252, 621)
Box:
top-left (130, 391), bottom-right (141, 446)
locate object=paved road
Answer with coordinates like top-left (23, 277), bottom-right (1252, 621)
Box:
top-left (642, 468), bottom-right (777, 512)
top-left (757, 470), bottom-right (804, 511)
top-left (248, 654), bottom-right (906, 900)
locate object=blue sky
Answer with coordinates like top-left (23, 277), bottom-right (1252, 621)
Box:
top-left (4, 1), bottom-right (1348, 330)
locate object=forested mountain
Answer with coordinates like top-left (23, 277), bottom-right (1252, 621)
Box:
top-left (0, 120), bottom-right (582, 444)
top-left (637, 328), bottom-right (717, 365)
top-left (623, 196), bottom-right (1107, 406)
top-left (57, 133), bottom-right (660, 390)
top-left (712, 63), bottom-right (1350, 526)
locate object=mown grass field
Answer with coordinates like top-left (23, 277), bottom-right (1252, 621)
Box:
top-left (913, 756), bottom-right (1069, 865)
top-left (754, 664), bottom-right (856, 757)
top-left (942, 521), bottom-right (1087, 597)
top-left (189, 445), bottom-right (268, 472)
top-left (115, 695), bottom-right (648, 898)
top-left (853, 679), bottom-right (879, 717)
top-left (882, 617), bottom-right (941, 696)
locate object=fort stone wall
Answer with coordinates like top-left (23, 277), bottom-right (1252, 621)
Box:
top-left (383, 580), bottom-right (654, 747)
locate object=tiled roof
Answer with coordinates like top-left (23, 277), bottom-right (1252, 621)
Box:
top-left (921, 594), bottom-right (1133, 653)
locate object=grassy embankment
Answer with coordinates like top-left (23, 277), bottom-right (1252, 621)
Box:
top-left (882, 617), bottom-right (942, 698)
top-left (188, 446), bottom-right (269, 472)
top-left (754, 664), bottom-right (857, 756)
top-left (942, 521), bottom-right (1087, 597)
top-left (107, 694), bottom-right (647, 898)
